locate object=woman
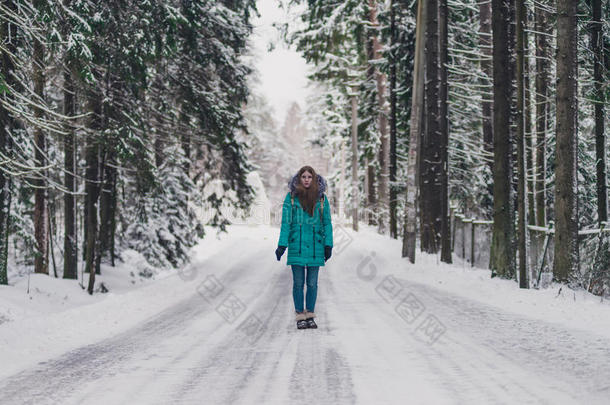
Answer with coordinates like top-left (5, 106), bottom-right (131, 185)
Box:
top-left (275, 166), bottom-right (333, 329)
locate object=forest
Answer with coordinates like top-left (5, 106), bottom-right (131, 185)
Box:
top-left (0, 0), bottom-right (257, 293)
top-left (280, 0), bottom-right (610, 294)
top-left (1, 0), bottom-right (609, 296)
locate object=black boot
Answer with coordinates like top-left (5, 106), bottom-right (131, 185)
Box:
top-left (305, 311), bottom-right (317, 329)
top-left (296, 312), bottom-right (308, 329)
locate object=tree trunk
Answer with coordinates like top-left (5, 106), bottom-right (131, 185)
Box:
top-left (422, 0), bottom-right (441, 254)
top-left (367, 160), bottom-right (376, 225)
top-left (0, 8), bottom-right (18, 285)
top-left (402, 0), bottom-right (426, 262)
top-left (85, 95), bottom-right (102, 294)
top-left (524, 6), bottom-right (535, 226)
top-left (97, 147), bottom-right (117, 273)
top-left (553, 0), bottom-right (579, 284)
top-left (110, 174), bottom-right (117, 267)
top-left (340, 139), bottom-right (346, 219)
top-left (351, 91), bottom-right (359, 231)
top-left (590, 0), bottom-right (607, 225)
top-left (439, 0), bottom-right (451, 263)
top-left (516, 0), bottom-right (528, 288)
top-left (365, 36), bottom-right (377, 227)
top-left (369, 0), bottom-right (390, 235)
top-left (63, 67), bottom-right (78, 279)
top-left (490, 0), bottom-right (515, 279)
top-left (363, 155), bottom-right (368, 223)
top-left (33, 3), bottom-right (48, 275)
top-left (155, 133), bottom-right (164, 168)
top-left (180, 109), bottom-right (190, 177)
top-left (534, 3), bottom-right (549, 227)
top-left (479, 0), bottom-right (493, 172)
top-left (389, 0), bottom-right (398, 239)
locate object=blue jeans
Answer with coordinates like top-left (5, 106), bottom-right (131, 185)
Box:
top-left (291, 265), bottom-right (319, 313)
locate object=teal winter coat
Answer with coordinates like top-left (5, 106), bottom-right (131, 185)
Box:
top-left (278, 176), bottom-right (333, 267)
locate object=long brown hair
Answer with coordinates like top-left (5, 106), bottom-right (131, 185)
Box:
top-left (295, 166), bottom-right (319, 216)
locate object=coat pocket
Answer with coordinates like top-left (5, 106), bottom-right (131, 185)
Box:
top-left (288, 227), bottom-right (299, 253)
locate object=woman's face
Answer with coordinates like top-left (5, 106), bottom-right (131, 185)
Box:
top-left (300, 171), bottom-right (313, 189)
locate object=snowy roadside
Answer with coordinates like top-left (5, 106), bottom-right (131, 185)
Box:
top-left (0, 227), bottom-right (235, 380)
top-left (340, 224), bottom-right (610, 341)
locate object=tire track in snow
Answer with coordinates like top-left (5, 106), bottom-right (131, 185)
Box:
top-left (321, 265), bottom-right (455, 404)
top-left (168, 270), bottom-right (288, 403)
top-left (287, 274), bottom-right (357, 405)
top-left (169, 265), bottom-right (357, 404)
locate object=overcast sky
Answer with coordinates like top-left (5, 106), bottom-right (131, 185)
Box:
top-left (250, 0), bottom-right (310, 125)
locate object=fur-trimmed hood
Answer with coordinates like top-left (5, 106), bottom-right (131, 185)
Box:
top-left (288, 172), bottom-right (327, 199)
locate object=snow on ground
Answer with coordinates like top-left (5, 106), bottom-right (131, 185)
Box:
top-left (350, 224), bottom-right (610, 341)
top-left (0, 231), bottom-right (230, 379)
top-left (1, 249), bottom-right (166, 323)
top-left (1, 222), bottom-right (609, 404)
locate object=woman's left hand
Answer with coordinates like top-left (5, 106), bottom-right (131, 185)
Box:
top-left (324, 246), bottom-right (332, 262)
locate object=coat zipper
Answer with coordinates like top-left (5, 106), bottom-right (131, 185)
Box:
top-left (299, 225), bottom-right (302, 254)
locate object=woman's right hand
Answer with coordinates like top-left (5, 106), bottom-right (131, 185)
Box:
top-left (275, 246), bottom-right (287, 261)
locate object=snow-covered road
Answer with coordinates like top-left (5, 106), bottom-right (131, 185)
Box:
top-left (1, 225), bottom-right (609, 404)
